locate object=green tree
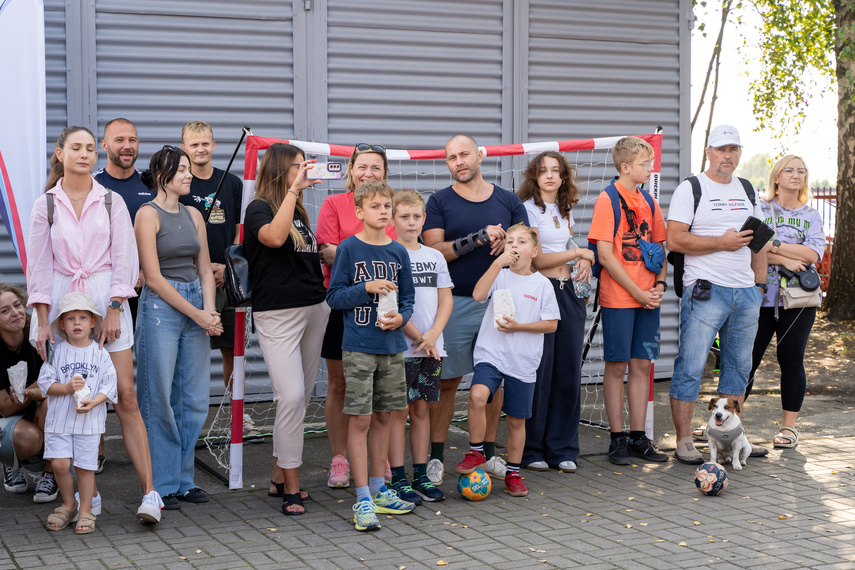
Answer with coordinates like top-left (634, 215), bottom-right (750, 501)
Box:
top-left (734, 153), bottom-right (771, 192)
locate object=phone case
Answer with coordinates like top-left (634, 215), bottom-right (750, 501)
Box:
top-left (739, 216), bottom-right (775, 254)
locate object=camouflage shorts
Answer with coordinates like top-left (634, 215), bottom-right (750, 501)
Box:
top-left (342, 351), bottom-right (407, 415)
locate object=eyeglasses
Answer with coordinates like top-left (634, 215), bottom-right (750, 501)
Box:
top-left (781, 168), bottom-right (807, 177)
top-left (630, 160), bottom-right (655, 170)
top-left (353, 143), bottom-right (386, 154)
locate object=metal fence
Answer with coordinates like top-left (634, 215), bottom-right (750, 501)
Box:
top-left (810, 186), bottom-right (835, 289)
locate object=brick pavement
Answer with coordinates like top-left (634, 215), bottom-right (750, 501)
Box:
top-left (2, 434), bottom-right (855, 569)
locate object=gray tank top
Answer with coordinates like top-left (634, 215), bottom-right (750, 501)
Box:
top-left (146, 201), bottom-right (200, 283)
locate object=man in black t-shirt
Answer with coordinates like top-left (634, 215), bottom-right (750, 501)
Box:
top-left (180, 122), bottom-right (249, 430)
top-left (94, 118), bottom-right (155, 223)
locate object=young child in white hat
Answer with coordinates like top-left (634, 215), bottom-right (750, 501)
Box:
top-left (37, 291), bottom-right (117, 534)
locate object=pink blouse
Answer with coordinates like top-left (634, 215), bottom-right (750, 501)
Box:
top-left (27, 177), bottom-right (139, 308)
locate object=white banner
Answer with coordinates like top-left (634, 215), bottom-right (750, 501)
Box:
top-left (0, 0), bottom-right (46, 273)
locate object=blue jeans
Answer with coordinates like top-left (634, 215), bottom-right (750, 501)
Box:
top-left (135, 280), bottom-right (210, 497)
top-left (670, 282), bottom-right (762, 402)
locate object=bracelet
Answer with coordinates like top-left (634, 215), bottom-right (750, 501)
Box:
top-left (451, 228), bottom-right (491, 257)
top-left (287, 189), bottom-right (300, 198)
top-left (655, 280), bottom-right (668, 292)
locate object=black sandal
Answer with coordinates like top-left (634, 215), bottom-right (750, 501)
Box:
top-left (268, 481), bottom-right (311, 501)
top-left (281, 493), bottom-right (305, 516)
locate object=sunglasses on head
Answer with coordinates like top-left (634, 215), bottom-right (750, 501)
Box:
top-left (353, 143), bottom-right (386, 154)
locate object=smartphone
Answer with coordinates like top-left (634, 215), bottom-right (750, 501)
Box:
top-left (739, 216), bottom-right (775, 254)
top-left (45, 340), bottom-right (54, 365)
top-left (306, 162), bottom-right (343, 180)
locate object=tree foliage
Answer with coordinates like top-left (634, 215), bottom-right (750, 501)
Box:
top-left (734, 153), bottom-right (771, 191)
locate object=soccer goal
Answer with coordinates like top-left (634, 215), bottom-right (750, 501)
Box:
top-left (203, 132), bottom-right (664, 489)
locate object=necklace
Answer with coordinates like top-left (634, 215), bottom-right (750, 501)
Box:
top-left (67, 193), bottom-right (88, 205)
top-left (545, 202), bottom-right (561, 229)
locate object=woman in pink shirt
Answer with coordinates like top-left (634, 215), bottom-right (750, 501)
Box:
top-left (26, 126), bottom-right (162, 524)
top-left (315, 143), bottom-right (395, 488)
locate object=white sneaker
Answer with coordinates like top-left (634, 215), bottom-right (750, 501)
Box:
top-left (484, 455), bottom-right (507, 478)
top-left (136, 491), bottom-right (163, 524)
top-left (426, 458), bottom-right (444, 486)
top-left (243, 414), bottom-right (260, 437)
top-left (72, 492), bottom-right (102, 521)
top-left (524, 461), bottom-right (549, 471)
top-left (558, 461), bottom-right (577, 472)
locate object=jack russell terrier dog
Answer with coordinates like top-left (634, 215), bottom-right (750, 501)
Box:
top-left (706, 398), bottom-right (751, 470)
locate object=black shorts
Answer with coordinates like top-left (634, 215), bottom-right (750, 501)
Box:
top-left (320, 309), bottom-right (344, 360)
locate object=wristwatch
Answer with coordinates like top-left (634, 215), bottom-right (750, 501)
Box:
top-left (108, 300), bottom-right (124, 312)
top-left (771, 239), bottom-right (781, 254)
top-left (655, 280), bottom-right (668, 292)
top-left (756, 282), bottom-right (768, 293)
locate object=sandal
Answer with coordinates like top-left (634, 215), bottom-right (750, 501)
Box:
top-left (774, 426), bottom-right (799, 449)
top-left (268, 481), bottom-right (311, 501)
top-left (674, 437), bottom-right (704, 465)
top-left (75, 512), bottom-right (96, 535)
top-left (692, 426), bottom-right (708, 442)
top-left (47, 503), bottom-right (78, 531)
top-left (281, 493), bottom-right (305, 516)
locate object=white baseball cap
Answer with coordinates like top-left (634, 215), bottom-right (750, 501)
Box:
top-left (50, 291), bottom-right (103, 340)
top-left (707, 125), bottom-right (742, 148)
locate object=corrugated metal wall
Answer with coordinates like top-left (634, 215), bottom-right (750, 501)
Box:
top-left (8, 0), bottom-right (689, 397)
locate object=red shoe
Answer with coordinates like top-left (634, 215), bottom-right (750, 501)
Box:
top-left (504, 471), bottom-right (528, 497)
top-left (454, 449), bottom-right (487, 474)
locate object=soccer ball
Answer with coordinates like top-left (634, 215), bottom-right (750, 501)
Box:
top-left (694, 462), bottom-right (729, 496)
top-left (457, 468), bottom-right (492, 501)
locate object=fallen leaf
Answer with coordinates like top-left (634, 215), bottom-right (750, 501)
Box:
top-left (625, 524), bottom-right (633, 528)
top-left (179, 557), bottom-right (187, 560)
top-left (656, 539), bottom-right (665, 542)
top-left (387, 515), bottom-right (393, 519)
top-left (463, 525), bottom-right (469, 528)
top-left (628, 497), bottom-right (634, 501)
top-left (624, 509), bottom-right (633, 513)
top-left (743, 496), bottom-right (750, 499)
top-left (640, 523), bottom-right (648, 526)
top-left (779, 515), bottom-right (787, 520)
top-left (338, 499), bottom-right (344, 503)
top-left (580, 520), bottom-right (589, 523)
top-left (444, 522), bottom-right (451, 525)
top-left (678, 542), bottom-right (687, 547)
top-left (723, 539), bottom-right (730, 542)
top-left (614, 472), bottom-right (623, 475)
top-left (436, 511), bottom-right (441, 515)
top-left (360, 559), bottom-right (365, 562)
top-left (586, 513), bottom-right (593, 516)
top-left (195, 550), bottom-right (202, 554)
top-left (451, 523), bottom-right (458, 527)
top-left (437, 561), bottom-right (448, 566)
top-left (693, 521), bottom-right (701, 526)
top-left (447, 547), bottom-right (453, 550)
top-left (449, 446), bottom-right (457, 450)
top-left (709, 539), bottom-right (715, 543)
top-left (693, 498), bottom-right (700, 501)
top-left (542, 514), bottom-right (549, 517)
top-left (266, 528), bottom-right (277, 531)
top-left (529, 548), bottom-right (536, 552)
top-left (597, 473), bottom-right (602, 477)
top-left (399, 566), bottom-right (408, 570)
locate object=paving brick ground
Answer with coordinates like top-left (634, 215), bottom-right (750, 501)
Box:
top-left (3, 430), bottom-right (855, 569)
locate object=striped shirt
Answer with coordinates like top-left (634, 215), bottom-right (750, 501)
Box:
top-left (37, 341), bottom-right (117, 435)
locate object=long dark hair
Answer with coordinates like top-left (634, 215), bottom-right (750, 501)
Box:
top-left (141, 145), bottom-right (190, 192)
top-left (44, 126), bottom-right (96, 192)
top-left (517, 151), bottom-right (579, 220)
top-left (254, 143), bottom-right (311, 247)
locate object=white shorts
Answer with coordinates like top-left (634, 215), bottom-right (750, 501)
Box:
top-left (44, 432), bottom-right (100, 471)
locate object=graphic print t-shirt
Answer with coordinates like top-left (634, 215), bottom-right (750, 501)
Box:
top-left (179, 167), bottom-right (242, 265)
top-left (403, 245), bottom-right (453, 358)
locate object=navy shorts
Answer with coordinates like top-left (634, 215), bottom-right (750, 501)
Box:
top-left (471, 362), bottom-right (535, 419)
top-left (601, 306), bottom-right (661, 362)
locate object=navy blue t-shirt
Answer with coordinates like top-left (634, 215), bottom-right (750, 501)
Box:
top-left (423, 185), bottom-right (529, 297)
top-left (93, 169), bottom-right (155, 222)
top-left (326, 235), bottom-right (415, 355)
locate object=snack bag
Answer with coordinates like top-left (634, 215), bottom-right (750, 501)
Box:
top-left (7, 361), bottom-right (27, 402)
top-left (377, 290), bottom-right (398, 325)
top-left (72, 376), bottom-right (90, 408)
top-left (492, 289), bottom-right (516, 328)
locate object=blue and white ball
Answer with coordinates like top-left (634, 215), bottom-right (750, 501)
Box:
top-left (694, 462), bottom-right (729, 496)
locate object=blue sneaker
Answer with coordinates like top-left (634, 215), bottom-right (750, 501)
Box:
top-left (390, 478), bottom-right (422, 506)
top-left (412, 475), bottom-right (445, 502)
top-left (372, 485), bottom-right (415, 515)
top-left (352, 498), bottom-right (380, 531)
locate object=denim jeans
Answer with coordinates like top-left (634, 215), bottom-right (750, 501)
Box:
top-left (670, 282), bottom-right (762, 402)
top-left (135, 280), bottom-right (209, 496)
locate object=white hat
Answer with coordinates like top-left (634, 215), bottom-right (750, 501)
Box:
top-left (50, 291), bottom-right (103, 340)
top-left (707, 125), bottom-right (742, 148)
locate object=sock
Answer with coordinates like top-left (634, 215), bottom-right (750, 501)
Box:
top-left (356, 486), bottom-right (371, 502)
top-left (413, 463), bottom-right (427, 480)
top-left (369, 477), bottom-right (385, 497)
top-left (430, 442), bottom-right (445, 462)
top-left (507, 462), bottom-right (521, 475)
top-left (610, 431), bottom-right (625, 440)
top-left (469, 441), bottom-right (484, 453)
top-left (483, 442), bottom-right (496, 459)
top-left (629, 430), bottom-right (645, 442)
top-left (390, 465), bottom-right (407, 485)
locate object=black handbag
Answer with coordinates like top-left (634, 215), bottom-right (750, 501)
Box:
top-left (224, 243), bottom-right (252, 307)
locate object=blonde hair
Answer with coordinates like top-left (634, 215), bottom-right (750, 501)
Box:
top-left (612, 137), bottom-right (653, 172)
top-left (254, 143), bottom-right (309, 247)
top-left (765, 154), bottom-right (812, 204)
top-left (345, 145), bottom-right (389, 192)
top-left (506, 222), bottom-right (539, 249)
top-left (181, 120), bottom-right (213, 142)
top-left (392, 189), bottom-right (424, 216)
top-left (354, 180), bottom-right (395, 208)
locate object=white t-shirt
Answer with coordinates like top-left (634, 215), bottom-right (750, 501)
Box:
top-left (668, 173), bottom-right (764, 288)
top-left (523, 199), bottom-right (576, 254)
top-left (473, 269), bottom-right (560, 383)
top-left (38, 341), bottom-right (118, 435)
top-left (403, 245), bottom-right (454, 358)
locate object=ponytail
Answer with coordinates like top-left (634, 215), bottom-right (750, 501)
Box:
top-left (44, 126), bottom-right (96, 193)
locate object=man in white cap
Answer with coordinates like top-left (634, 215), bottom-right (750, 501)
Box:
top-left (666, 125), bottom-right (769, 464)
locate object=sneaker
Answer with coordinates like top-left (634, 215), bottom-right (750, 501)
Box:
top-left (454, 450), bottom-right (486, 475)
top-left (484, 455), bottom-right (507, 478)
top-left (352, 498), bottom-right (380, 531)
top-left (558, 461), bottom-right (577, 472)
top-left (33, 472), bottom-right (58, 503)
top-left (412, 475), bottom-right (445, 502)
top-left (72, 492), bottom-right (102, 522)
top-left (95, 454), bottom-right (106, 474)
top-left (136, 491), bottom-right (163, 523)
top-left (161, 494), bottom-right (181, 510)
top-left (426, 458), bottom-right (444, 486)
top-left (384, 459), bottom-right (392, 484)
top-left (3, 465), bottom-right (27, 493)
top-left (243, 414), bottom-right (260, 437)
top-left (608, 434), bottom-right (631, 466)
top-left (327, 454), bottom-right (350, 488)
top-left (178, 487), bottom-right (209, 503)
top-left (524, 460), bottom-right (549, 472)
top-left (390, 478), bottom-right (422, 506)
top-left (372, 486), bottom-right (415, 515)
top-left (504, 471), bottom-right (528, 497)
top-left (629, 434), bottom-right (668, 462)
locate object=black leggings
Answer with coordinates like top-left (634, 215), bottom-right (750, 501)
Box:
top-left (745, 306), bottom-right (816, 412)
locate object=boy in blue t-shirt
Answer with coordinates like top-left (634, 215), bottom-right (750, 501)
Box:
top-left (327, 180), bottom-right (417, 532)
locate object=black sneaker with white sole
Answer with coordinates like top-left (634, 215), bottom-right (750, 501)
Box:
top-left (178, 487), bottom-right (209, 503)
top-left (33, 472), bottom-right (58, 503)
top-left (608, 434), bottom-right (632, 466)
top-left (629, 434), bottom-right (669, 462)
top-left (3, 465), bottom-right (27, 493)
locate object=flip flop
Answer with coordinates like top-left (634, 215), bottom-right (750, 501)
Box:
top-left (75, 512), bottom-right (96, 535)
top-left (281, 493), bottom-right (305, 516)
top-left (773, 426), bottom-right (799, 449)
top-left (692, 426), bottom-right (708, 442)
top-left (268, 481), bottom-right (311, 501)
top-left (47, 503), bottom-right (78, 531)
